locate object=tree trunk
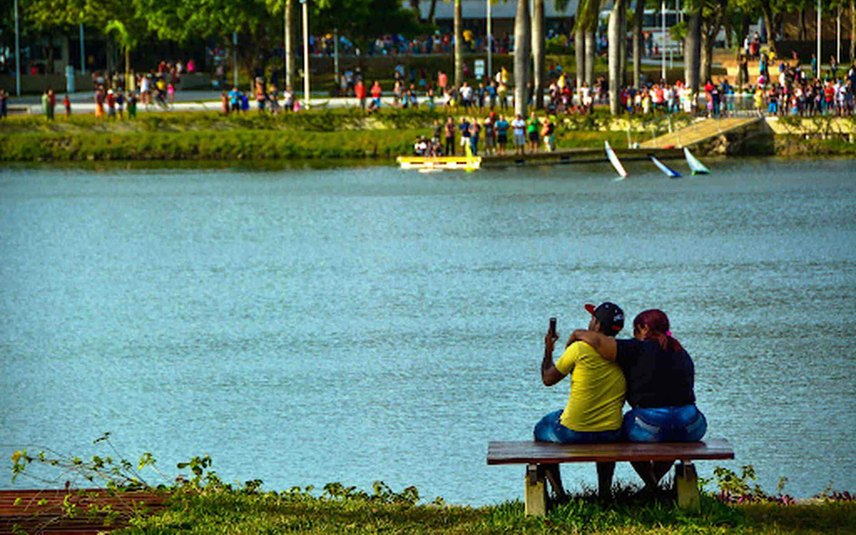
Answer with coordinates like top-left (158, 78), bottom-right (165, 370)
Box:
top-left (619, 3), bottom-right (627, 86)
top-left (798, 9), bottom-right (806, 41)
top-left (632, 0), bottom-right (644, 88)
top-left (850, 0), bottom-right (855, 62)
top-left (125, 46), bottom-right (132, 91)
top-left (410, 0), bottom-right (420, 20)
top-left (514, 0), bottom-right (531, 117)
top-left (585, 29), bottom-right (595, 85)
top-left (685, 4), bottom-right (701, 96)
top-left (428, 0), bottom-right (438, 25)
top-left (575, 27), bottom-right (585, 88)
top-left (759, 0), bottom-right (776, 53)
top-left (609, 0), bottom-right (628, 115)
top-left (285, 0), bottom-right (294, 90)
top-left (532, 0), bottom-right (545, 108)
top-left (700, 31), bottom-right (711, 84)
top-left (454, 0), bottom-right (463, 86)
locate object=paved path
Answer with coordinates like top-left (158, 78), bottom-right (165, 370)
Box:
top-left (639, 116), bottom-right (762, 149)
top-left (5, 90), bottom-right (381, 115)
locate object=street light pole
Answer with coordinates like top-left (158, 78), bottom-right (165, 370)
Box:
top-left (233, 31), bottom-right (239, 87)
top-left (486, 0), bottom-right (492, 80)
top-left (661, 0), bottom-right (666, 82)
top-left (80, 23), bottom-right (86, 76)
top-left (817, 0), bottom-right (822, 80)
top-left (301, 0), bottom-right (310, 107)
top-left (14, 0), bottom-right (21, 96)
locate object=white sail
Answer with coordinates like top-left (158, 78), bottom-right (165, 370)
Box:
top-left (605, 141), bottom-right (628, 178)
top-left (684, 147), bottom-right (711, 175)
top-left (650, 155), bottom-right (682, 178)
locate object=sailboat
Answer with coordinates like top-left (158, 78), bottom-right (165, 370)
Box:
top-left (649, 154), bottom-right (682, 178)
top-left (683, 147), bottom-right (711, 175)
top-left (605, 141), bottom-right (628, 178)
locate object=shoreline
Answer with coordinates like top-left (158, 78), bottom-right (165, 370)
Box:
top-left (2, 110), bottom-right (855, 164)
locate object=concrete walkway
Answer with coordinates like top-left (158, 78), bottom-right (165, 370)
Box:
top-left (640, 116), bottom-right (763, 149)
top-left (5, 90), bottom-right (379, 115)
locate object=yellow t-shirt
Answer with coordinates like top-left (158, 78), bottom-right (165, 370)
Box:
top-left (554, 341), bottom-right (626, 432)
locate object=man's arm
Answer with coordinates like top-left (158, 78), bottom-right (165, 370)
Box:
top-left (541, 330), bottom-right (566, 386)
top-left (568, 329), bottom-right (618, 361)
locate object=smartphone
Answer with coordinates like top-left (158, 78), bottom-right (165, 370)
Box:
top-left (549, 317), bottom-right (557, 338)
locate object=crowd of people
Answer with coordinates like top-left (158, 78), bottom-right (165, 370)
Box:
top-left (413, 111), bottom-right (557, 158)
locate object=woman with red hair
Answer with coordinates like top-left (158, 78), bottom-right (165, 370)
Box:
top-left (569, 309), bottom-right (707, 491)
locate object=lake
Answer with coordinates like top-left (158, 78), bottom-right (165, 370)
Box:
top-left (1, 158), bottom-right (854, 505)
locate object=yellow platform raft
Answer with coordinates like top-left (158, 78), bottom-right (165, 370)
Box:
top-left (396, 155), bottom-right (481, 172)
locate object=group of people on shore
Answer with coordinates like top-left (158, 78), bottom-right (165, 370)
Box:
top-left (414, 111), bottom-right (556, 158)
top-left (537, 303), bottom-right (706, 500)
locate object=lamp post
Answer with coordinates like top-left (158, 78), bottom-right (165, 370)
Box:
top-left (661, 0), bottom-right (666, 82)
top-left (816, 0), bottom-right (821, 79)
top-left (233, 31), bottom-right (239, 87)
top-left (300, 0), bottom-right (310, 107)
top-left (80, 23), bottom-right (86, 76)
top-left (486, 0), bottom-right (492, 80)
top-left (14, 0), bottom-right (20, 96)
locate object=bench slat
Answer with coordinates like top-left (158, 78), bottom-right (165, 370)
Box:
top-left (487, 438), bottom-right (734, 465)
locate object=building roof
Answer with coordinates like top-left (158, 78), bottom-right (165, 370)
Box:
top-left (417, 0), bottom-right (580, 20)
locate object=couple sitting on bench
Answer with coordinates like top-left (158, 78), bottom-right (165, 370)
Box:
top-left (536, 302), bottom-right (707, 502)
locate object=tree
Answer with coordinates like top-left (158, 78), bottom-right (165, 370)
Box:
top-left (574, 0), bottom-right (600, 87)
top-left (608, 0), bottom-right (628, 115)
top-left (532, 0), bottom-right (545, 108)
top-left (105, 20), bottom-right (137, 89)
top-left (632, 0), bottom-right (646, 87)
top-left (700, 0), bottom-right (727, 84)
top-left (454, 0), bottom-right (463, 86)
top-left (851, 0), bottom-right (855, 62)
top-left (684, 1), bottom-right (702, 97)
top-left (514, 0), bottom-right (531, 117)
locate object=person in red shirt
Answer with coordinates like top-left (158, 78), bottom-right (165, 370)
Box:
top-left (63, 94), bottom-right (71, 117)
top-left (368, 80), bottom-right (382, 111)
top-left (823, 82), bottom-right (835, 114)
top-left (354, 79), bottom-right (366, 110)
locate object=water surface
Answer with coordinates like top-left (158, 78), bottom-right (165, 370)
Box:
top-left (1, 158), bottom-right (854, 504)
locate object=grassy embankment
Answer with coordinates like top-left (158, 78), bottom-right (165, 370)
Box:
top-left (9, 445), bottom-right (854, 534)
top-left (119, 489), bottom-right (855, 534)
top-left (0, 107), bottom-right (682, 164)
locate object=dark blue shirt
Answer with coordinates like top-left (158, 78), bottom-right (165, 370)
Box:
top-left (616, 338), bottom-right (696, 408)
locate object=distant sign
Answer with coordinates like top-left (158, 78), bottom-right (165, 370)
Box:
top-left (474, 59), bottom-right (485, 79)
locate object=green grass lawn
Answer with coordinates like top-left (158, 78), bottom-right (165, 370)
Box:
top-left (117, 485), bottom-right (855, 534)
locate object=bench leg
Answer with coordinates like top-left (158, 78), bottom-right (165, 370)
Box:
top-left (524, 464), bottom-right (547, 517)
top-left (674, 461), bottom-right (700, 511)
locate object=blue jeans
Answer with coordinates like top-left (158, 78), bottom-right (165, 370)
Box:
top-left (534, 410), bottom-right (622, 444)
top-left (622, 405), bottom-right (707, 442)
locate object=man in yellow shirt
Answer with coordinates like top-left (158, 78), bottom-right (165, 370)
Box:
top-left (535, 302), bottom-right (627, 501)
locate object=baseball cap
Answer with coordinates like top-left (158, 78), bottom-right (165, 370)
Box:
top-left (584, 302), bottom-right (625, 335)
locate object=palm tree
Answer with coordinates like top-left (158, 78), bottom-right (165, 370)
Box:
top-left (454, 0), bottom-right (463, 87)
top-left (105, 20), bottom-right (137, 90)
top-left (284, 0), bottom-right (295, 90)
top-left (532, 0), bottom-right (545, 108)
top-left (608, 0), bottom-right (628, 115)
top-left (514, 0), bottom-right (531, 117)
top-left (632, 0), bottom-right (645, 87)
top-left (684, 1), bottom-right (701, 97)
top-left (850, 0), bottom-right (854, 63)
top-left (700, 0), bottom-right (727, 85)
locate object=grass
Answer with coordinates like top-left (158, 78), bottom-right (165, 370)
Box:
top-left (0, 107), bottom-right (654, 163)
top-left (116, 485), bottom-right (855, 534)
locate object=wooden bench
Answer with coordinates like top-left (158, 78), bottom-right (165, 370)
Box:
top-left (487, 439), bottom-right (734, 516)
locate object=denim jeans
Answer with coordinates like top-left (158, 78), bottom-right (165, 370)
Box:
top-left (622, 405), bottom-right (707, 442)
